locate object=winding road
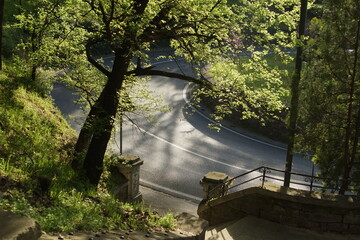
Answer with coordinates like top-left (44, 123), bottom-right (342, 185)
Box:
top-left (51, 54), bottom-right (315, 203)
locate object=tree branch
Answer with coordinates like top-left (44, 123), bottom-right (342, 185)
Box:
top-left (128, 67), bottom-right (211, 88)
top-left (86, 42), bottom-right (111, 77)
top-left (133, 0), bottom-right (150, 15)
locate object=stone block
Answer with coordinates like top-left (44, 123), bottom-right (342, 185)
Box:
top-left (117, 154), bottom-right (143, 201)
top-left (107, 154), bottom-right (144, 202)
top-left (343, 213), bottom-right (360, 224)
top-left (320, 222), bottom-right (328, 232)
top-left (297, 219), bottom-right (320, 230)
top-left (278, 215), bottom-right (298, 226)
top-left (107, 165), bottom-right (128, 201)
top-left (327, 223), bottom-right (349, 233)
top-left (232, 195), bottom-right (267, 214)
top-left (260, 209), bottom-right (281, 223)
top-left (198, 182), bottom-right (360, 234)
top-left (238, 201), bottom-right (261, 216)
top-left (287, 208), bottom-right (300, 218)
top-left (308, 212), bottom-right (343, 223)
top-left (327, 208), bottom-right (349, 216)
top-left (0, 210), bottom-right (41, 240)
top-left (272, 204), bottom-right (287, 214)
top-left (349, 224), bottom-right (360, 234)
top-left (251, 195), bottom-right (273, 212)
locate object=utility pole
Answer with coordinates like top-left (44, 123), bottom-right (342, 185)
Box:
top-left (284, 0), bottom-right (308, 187)
top-left (120, 113), bottom-right (123, 155)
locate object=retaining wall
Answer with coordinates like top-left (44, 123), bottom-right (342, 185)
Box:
top-left (198, 183), bottom-right (360, 234)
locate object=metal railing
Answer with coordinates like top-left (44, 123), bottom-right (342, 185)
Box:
top-left (208, 166), bottom-right (360, 199)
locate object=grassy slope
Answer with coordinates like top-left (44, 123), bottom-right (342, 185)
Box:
top-left (0, 69), bottom-right (175, 232)
top-left (0, 69), bottom-right (76, 183)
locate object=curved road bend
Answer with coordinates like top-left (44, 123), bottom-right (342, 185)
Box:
top-left (51, 58), bottom-right (314, 203)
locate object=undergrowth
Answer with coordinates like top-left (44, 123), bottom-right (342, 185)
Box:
top-left (0, 64), bottom-right (176, 232)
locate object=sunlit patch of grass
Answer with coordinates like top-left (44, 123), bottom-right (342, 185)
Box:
top-left (0, 187), bottom-right (176, 232)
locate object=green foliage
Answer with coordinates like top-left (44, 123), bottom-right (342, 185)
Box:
top-left (0, 66), bottom-right (176, 232)
top-left (0, 69), bottom-right (76, 176)
top-left (61, 59), bottom-right (171, 131)
top-left (203, 57), bottom-right (290, 124)
top-left (10, 0), bottom-right (312, 180)
top-left (2, 0), bottom-right (29, 58)
top-left (190, 0), bottom-right (302, 128)
top-left (10, 0), bottom-right (88, 84)
top-left (297, 0), bottom-right (360, 191)
top-left (156, 213), bottom-right (175, 229)
top-left (0, 188), bottom-right (176, 232)
top-left (0, 190), bottom-right (36, 217)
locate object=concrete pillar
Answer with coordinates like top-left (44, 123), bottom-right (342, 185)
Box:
top-left (116, 154), bottom-right (144, 202)
top-left (200, 172), bottom-right (229, 200)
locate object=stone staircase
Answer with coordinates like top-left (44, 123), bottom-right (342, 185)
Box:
top-left (201, 216), bottom-right (359, 240)
top-left (202, 221), bottom-right (237, 240)
top-left (198, 183), bottom-right (360, 233)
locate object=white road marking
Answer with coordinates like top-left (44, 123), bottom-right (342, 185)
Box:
top-left (95, 56), bottom-right (249, 170)
top-left (182, 83), bottom-right (288, 151)
top-left (140, 179), bottom-right (202, 203)
top-left (137, 125), bottom-right (250, 171)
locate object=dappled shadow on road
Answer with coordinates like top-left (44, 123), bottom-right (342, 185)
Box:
top-left (181, 100), bottom-right (314, 174)
top-left (116, 60), bottom-right (314, 202)
top-left (121, 76), bottom-right (274, 199)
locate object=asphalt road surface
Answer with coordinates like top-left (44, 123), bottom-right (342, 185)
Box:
top-left (51, 56), bottom-right (315, 203)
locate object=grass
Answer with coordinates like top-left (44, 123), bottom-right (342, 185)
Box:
top-left (0, 186), bottom-right (176, 232)
top-left (0, 64), bottom-right (176, 233)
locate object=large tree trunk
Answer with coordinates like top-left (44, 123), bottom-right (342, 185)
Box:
top-left (71, 106), bottom-right (98, 169)
top-left (31, 65), bottom-right (37, 82)
top-left (284, 0), bottom-right (308, 186)
top-left (81, 50), bottom-right (132, 185)
top-left (74, 0), bottom-right (151, 185)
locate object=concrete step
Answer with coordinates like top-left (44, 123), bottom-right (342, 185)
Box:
top-left (175, 212), bottom-right (208, 235)
top-left (203, 220), bottom-right (237, 240)
top-left (202, 216), bottom-right (360, 240)
top-left (204, 220), bottom-right (237, 240)
top-left (0, 210), bottom-right (41, 240)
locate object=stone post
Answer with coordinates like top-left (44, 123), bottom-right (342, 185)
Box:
top-left (116, 154), bottom-right (144, 202)
top-left (200, 172), bottom-right (229, 200)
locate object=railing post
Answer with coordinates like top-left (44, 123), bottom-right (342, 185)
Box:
top-left (310, 163), bottom-right (315, 193)
top-left (262, 167), bottom-right (266, 188)
top-left (200, 172), bottom-right (229, 200)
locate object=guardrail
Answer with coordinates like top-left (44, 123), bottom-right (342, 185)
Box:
top-left (208, 166), bottom-right (360, 199)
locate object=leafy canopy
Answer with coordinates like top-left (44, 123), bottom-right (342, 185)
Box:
top-left (298, 0), bottom-right (360, 189)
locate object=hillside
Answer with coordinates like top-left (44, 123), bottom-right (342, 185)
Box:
top-left (0, 68), bottom-right (175, 232)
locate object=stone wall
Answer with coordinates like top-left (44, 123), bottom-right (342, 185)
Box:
top-left (198, 183), bottom-right (360, 234)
